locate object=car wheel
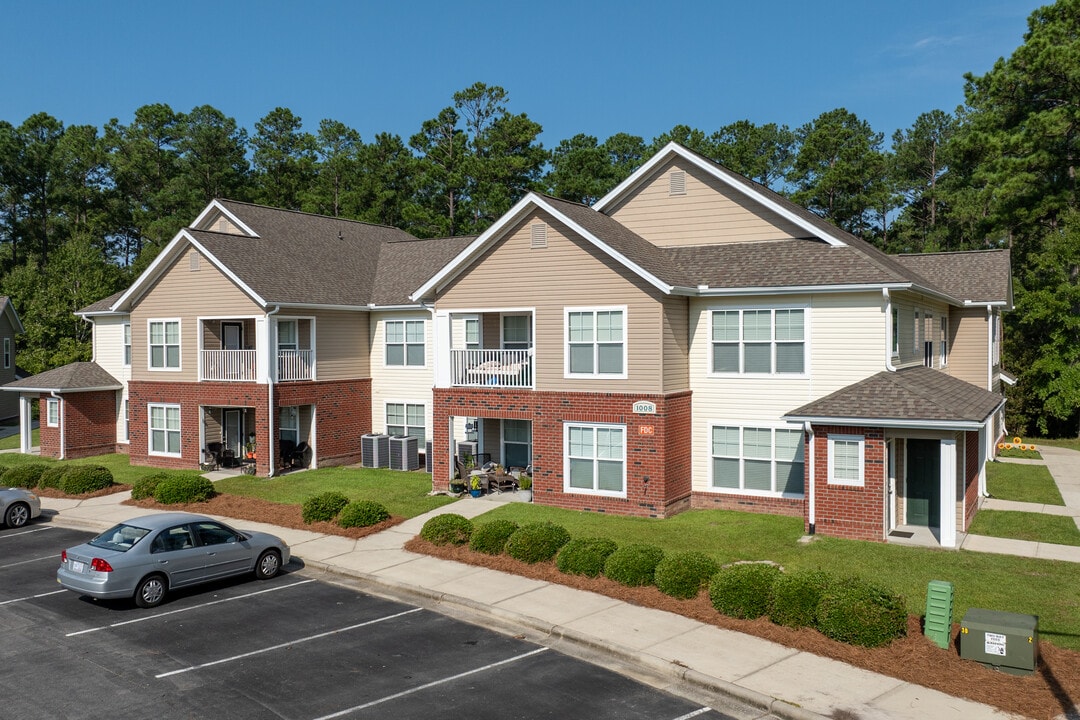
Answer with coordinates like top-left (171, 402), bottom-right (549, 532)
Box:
top-left (134, 574), bottom-right (167, 608)
top-left (255, 549), bottom-right (281, 579)
top-left (4, 502), bottom-right (29, 528)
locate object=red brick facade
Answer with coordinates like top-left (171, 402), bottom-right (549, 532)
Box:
top-left (433, 388), bottom-right (692, 518)
top-left (129, 378), bottom-right (371, 475)
top-left (808, 425), bottom-right (887, 541)
top-left (37, 391), bottom-right (118, 460)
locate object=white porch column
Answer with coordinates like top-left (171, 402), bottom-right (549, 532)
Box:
top-left (433, 310), bottom-right (451, 388)
top-left (19, 394), bottom-right (33, 454)
top-left (255, 316), bottom-right (270, 382)
top-left (940, 438), bottom-right (957, 548)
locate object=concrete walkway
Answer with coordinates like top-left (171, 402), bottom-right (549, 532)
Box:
top-left (36, 490), bottom-right (1028, 720)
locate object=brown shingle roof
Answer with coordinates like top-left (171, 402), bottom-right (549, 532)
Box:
top-left (78, 290), bottom-right (125, 314)
top-left (2, 362), bottom-right (121, 392)
top-left (785, 366), bottom-right (1003, 425)
top-left (371, 235), bottom-right (475, 305)
top-left (895, 250), bottom-right (1012, 304)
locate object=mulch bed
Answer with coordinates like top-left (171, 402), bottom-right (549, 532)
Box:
top-left (404, 537), bottom-right (1080, 720)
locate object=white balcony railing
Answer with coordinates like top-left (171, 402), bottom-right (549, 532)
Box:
top-left (450, 348), bottom-right (532, 388)
top-left (278, 349), bottom-right (314, 381)
top-left (200, 350), bottom-right (257, 381)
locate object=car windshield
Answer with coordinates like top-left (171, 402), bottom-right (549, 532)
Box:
top-left (89, 523), bottom-right (151, 552)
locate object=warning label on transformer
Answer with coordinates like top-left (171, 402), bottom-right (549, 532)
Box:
top-left (985, 632), bottom-right (1007, 656)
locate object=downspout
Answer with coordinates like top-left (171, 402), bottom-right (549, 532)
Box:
top-left (804, 421), bottom-right (815, 535)
top-left (986, 304), bottom-right (994, 392)
top-left (51, 391), bottom-right (65, 461)
top-left (266, 305), bottom-right (281, 478)
top-left (883, 289), bottom-right (897, 372)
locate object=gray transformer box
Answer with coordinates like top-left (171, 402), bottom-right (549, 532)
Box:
top-left (959, 608), bottom-right (1039, 675)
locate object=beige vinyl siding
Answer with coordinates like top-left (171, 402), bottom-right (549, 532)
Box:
top-left (92, 315), bottom-right (132, 443)
top-left (890, 292), bottom-right (950, 370)
top-left (312, 310), bottom-right (368, 380)
top-left (662, 296), bottom-right (689, 391)
top-left (371, 311), bottom-right (432, 439)
top-left (130, 247), bottom-right (261, 382)
top-left (199, 210), bottom-right (245, 235)
top-left (944, 307), bottom-right (990, 389)
top-left (437, 210), bottom-right (665, 394)
top-left (688, 292), bottom-right (884, 492)
top-left (606, 158), bottom-right (806, 247)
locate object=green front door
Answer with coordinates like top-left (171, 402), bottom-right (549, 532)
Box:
top-left (906, 439), bottom-right (940, 527)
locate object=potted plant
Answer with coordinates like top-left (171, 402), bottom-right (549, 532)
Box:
top-left (516, 473), bottom-right (532, 501)
top-left (245, 433), bottom-right (257, 459)
top-left (469, 475), bottom-right (483, 498)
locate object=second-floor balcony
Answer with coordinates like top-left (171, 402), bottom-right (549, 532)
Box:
top-left (278, 349), bottom-right (315, 381)
top-left (451, 348), bottom-right (533, 389)
top-left (199, 348), bottom-right (316, 382)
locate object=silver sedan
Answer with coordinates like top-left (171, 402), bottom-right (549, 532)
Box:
top-left (57, 512), bottom-right (291, 608)
top-left (1, 486), bottom-right (41, 528)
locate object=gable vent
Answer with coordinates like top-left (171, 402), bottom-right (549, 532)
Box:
top-left (531, 223), bottom-right (548, 249)
top-left (669, 170), bottom-right (686, 196)
top-left (189, 251), bottom-right (201, 271)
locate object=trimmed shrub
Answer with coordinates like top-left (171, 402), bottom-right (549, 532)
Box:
top-left (506, 521), bottom-right (571, 564)
top-left (2, 463), bottom-right (48, 489)
top-left (768, 570), bottom-right (831, 629)
top-left (420, 513), bottom-right (474, 545)
top-left (302, 491), bottom-right (350, 524)
top-left (603, 543), bottom-right (665, 587)
top-left (130, 472), bottom-right (172, 501)
top-left (338, 500), bottom-right (390, 528)
top-left (709, 563), bottom-right (782, 619)
top-left (556, 537), bottom-right (618, 578)
top-left (59, 465), bottom-right (114, 495)
top-left (654, 551), bottom-right (720, 599)
top-left (0, 465), bottom-right (9, 480)
top-left (152, 474), bottom-right (215, 504)
top-left (469, 519), bottom-right (519, 555)
top-left (817, 577), bottom-right (907, 647)
top-left (36, 465), bottom-right (69, 490)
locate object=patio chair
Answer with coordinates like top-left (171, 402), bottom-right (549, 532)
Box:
top-left (202, 442), bottom-right (224, 471)
top-left (280, 439), bottom-right (296, 469)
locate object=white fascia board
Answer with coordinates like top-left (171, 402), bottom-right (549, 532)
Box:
top-left (783, 415), bottom-right (986, 431)
top-left (411, 193), bottom-right (673, 300)
top-left (594, 142), bottom-right (849, 247)
top-left (190, 199), bottom-right (259, 237)
top-left (695, 283), bottom-right (910, 297)
top-left (76, 310), bottom-right (128, 319)
top-left (962, 300), bottom-right (1009, 307)
top-left (266, 302), bottom-right (375, 312)
top-left (0, 385), bottom-right (122, 394)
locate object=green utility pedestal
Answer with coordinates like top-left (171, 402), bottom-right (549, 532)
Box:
top-left (923, 580), bottom-right (954, 649)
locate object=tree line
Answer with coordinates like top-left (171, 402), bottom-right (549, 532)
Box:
top-left (2, 0), bottom-right (1079, 436)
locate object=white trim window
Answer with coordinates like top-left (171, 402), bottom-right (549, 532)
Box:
top-left (280, 406), bottom-right (300, 446)
top-left (891, 307), bottom-right (899, 357)
top-left (386, 402), bottom-right (425, 443)
top-left (148, 403), bottom-right (181, 457)
top-left (827, 434), bottom-right (865, 486)
top-left (940, 316), bottom-right (948, 367)
top-left (385, 320), bottom-right (425, 367)
top-left (3, 337), bottom-right (10, 369)
top-left (148, 319), bottom-right (181, 370)
top-left (564, 422), bottom-right (626, 496)
top-left (464, 317), bottom-right (481, 350)
top-left (277, 320), bottom-right (298, 351)
top-left (46, 398), bottom-right (59, 427)
top-left (123, 323), bottom-right (131, 366)
top-left (711, 308), bottom-right (805, 375)
top-left (502, 419), bottom-right (531, 469)
top-left (566, 307), bottom-right (626, 377)
top-left (502, 315), bottom-right (530, 350)
top-left (711, 425), bottom-right (805, 495)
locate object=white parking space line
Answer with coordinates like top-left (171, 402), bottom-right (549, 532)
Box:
top-left (671, 709), bottom-right (712, 720)
top-left (0, 526), bottom-right (54, 539)
top-left (0, 554), bottom-right (59, 569)
top-left (0, 589), bottom-right (67, 606)
top-left (156, 607), bottom-right (424, 679)
top-left (67, 578), bottom-right (316, 637)
top-left (311, 647), bottom-right (549, 719)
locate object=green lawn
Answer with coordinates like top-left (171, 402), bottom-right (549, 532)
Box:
top-left (0, 452), bottom-right (197, 486)
top-left (968, 510), bottom-right (1080, 546)
top-left (481, 504), bottom-right (1080, 651)
top-left (1033, 437), bottom-right (1080, 452)
top-left (0, 428), bottom-right (37, 451)
top-left (986, 461), bottom-right (1064, 505)
top-left (214, 467), bottom-right (455, 519)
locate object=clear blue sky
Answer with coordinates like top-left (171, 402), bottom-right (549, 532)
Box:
top-left (3, 0), bottom-right (1040, 147)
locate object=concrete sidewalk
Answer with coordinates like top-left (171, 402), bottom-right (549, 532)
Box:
top-left (36, 490), bottom-right (1022, 720)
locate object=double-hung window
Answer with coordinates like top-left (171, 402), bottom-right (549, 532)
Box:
top-left (464, 317), bottom-right (480, 350)
top-left (386, 320), bottom-right (425, 367)
top-left (148, 403), bottom-right (181, 456)
top-left (123, 323), bottom-right (131, 366)
top-left (565, 423), bottom-right (625, 495)
top-left (566, 308), bottom-right (625, 377)
top-left (3, 337), bottom-right (10, 369)
top-left (386, 403), bottom-right (425, 443)
top-left (827, 435), bottom-right (864, 486)
top-left (46, 398), bottom-right (59, 427)
top-left (148, 320), bottom-right (181, 370)
top-left (711, 308), bottom-right (805, 375)
top-left (711, 425), bottom-right (804, 495)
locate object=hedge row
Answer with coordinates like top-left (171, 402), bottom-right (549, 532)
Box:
top-left (300, 491), bottom-right (390, 529)
top-left (1, 463), bottom-right (115, 495)
top-left (417, 513), bottom-right (907, 648)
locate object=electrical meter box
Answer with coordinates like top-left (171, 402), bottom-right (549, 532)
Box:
top-left (959, 608), bottom-right (1038, 675)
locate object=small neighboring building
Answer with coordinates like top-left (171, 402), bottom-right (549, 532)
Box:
top-left (0, 297), bottom-right (25, 421)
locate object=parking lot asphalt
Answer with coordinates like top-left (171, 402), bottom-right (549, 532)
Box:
top-left (1, 523), bottom-right (767, 720)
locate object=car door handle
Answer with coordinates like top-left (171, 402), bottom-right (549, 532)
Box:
top-left (158, 560), bottom-right (168, 564)
top-left (206, 552), bottom-right (216, 556)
